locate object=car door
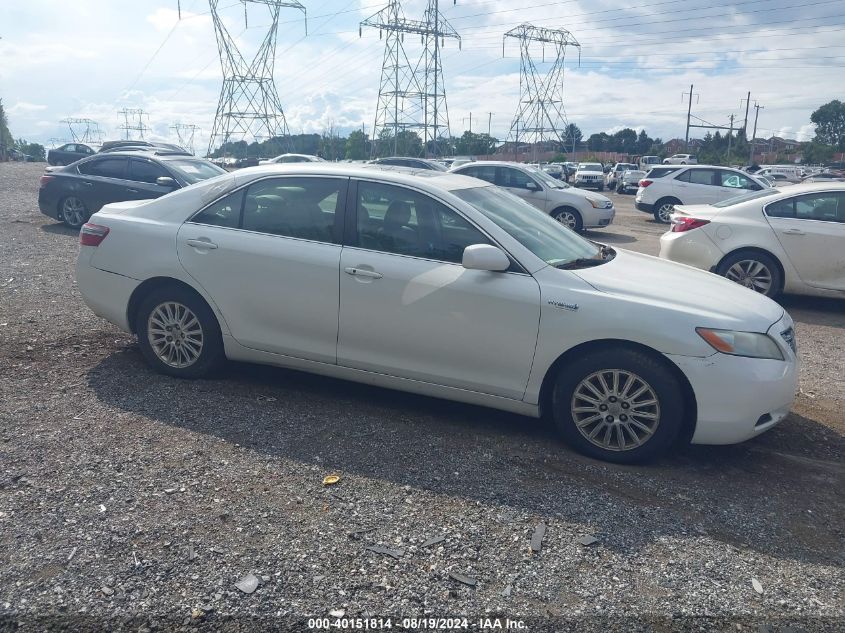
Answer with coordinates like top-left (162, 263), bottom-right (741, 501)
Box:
top-left (176, 176), bottom-right (347, 362)
top-left (336, 179), bottom-right (541, 400)
top-left (495, 166), bottom-right (549, 212)
top-left (764, 192), bottom-right (845, 290)
top-left (126, 157), bottom-right (179, 200)
top-left (672, 168), bottom-right (720, 204)
top-left (75, 156), bottom-right (132, 211)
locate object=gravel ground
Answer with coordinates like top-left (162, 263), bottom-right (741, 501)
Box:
top-left (0, 162), bottom-right (842, 632)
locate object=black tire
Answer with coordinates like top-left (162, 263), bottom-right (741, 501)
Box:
top-left (616, 183), bottom-right (624, 194)
top-left (551, 347), bottom-right (685, 464)
top-left (135, 284), bottom-right (225, 379)
top-left (551, 207), bottom-right (583, 232)
top-left (715, 250), bottom-right (783, 298)
top-left (598, 184), bottom-right (605, 191)
top-left (59, 196), bottom-right (89, 229)
top-left (653, 198), bottom-right (679, 224)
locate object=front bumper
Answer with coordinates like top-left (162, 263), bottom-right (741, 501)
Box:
top-left (583, 206), bottom-right (615, 228)
top-left (574, 178), bottom-right (604, 189)
top-left (667, 314), bottom-right (798, 445)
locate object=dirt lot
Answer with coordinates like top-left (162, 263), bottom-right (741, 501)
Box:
top-left (1, 161), bottom-right (842, 631)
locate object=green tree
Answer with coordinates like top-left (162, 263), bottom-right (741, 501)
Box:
top-left (14, 139), bottom-right (46, 161)
top-left (810, 100), bottom-right (845, 150)
top-left (802, 141), bottom-right (835, 164)
top-left (454, 131), bottom-right (497, 156)
top-left (611, 128), bottom-right (638, 153)
top-left (0, 99), bottom-right (13, 160)
top-left (344, 130), bottom-right (368, 160)
top-left (563, 123), bottom-right (582, 151)
top-left (586, 132), bottom-right (609, 151)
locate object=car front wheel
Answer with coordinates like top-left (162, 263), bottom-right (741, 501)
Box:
top-left (552, 348), bottom-right (685, 463)
top-left (552, 207), bottom-right (583, 232)
top-left (136, 285), bottom-right (225, 379)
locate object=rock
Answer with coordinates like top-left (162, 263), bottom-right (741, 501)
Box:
top-left (501, 584), bottom-right (512, 597)
top-left (421, 536), bottom-right (445, 548)
top-left (578, 535), bottom-right (599, 547)
top-left (101, 586), bottom-right (114, 596)
top-left (531, 522), bottom-right (547, 553)
top-left (449, 572), bottom-right (477, 587)
top-left (365, 545), bottom-right (404, 559)
top-left (234, 573), bottom-right (260, 594)
top-left (329, 608), bottom-right (346, 618)
top-left (752, 578), bottom-right (763, 594)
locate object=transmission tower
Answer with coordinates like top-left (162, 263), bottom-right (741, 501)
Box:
top-left (171, 123), bottom-right (201, 154)
top-left (61, 118), bottom-right (103, 143)
top-left (362, 1), bottom-right (459, 158)
top-left (503, 24), bottom-right (580, 160)
top-left (117, 108), bottom-right (150, 140)
top-left (206, 0), bottom-right (306, 158)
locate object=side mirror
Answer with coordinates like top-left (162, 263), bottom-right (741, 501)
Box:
top-left (156, 176), bottom-right (177, 188)
top-left (526, 181), bottom-right (541, 191)
top-left (462, 244), bottom-right (510, 272)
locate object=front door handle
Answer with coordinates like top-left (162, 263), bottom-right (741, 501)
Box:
top-left (781, 228), bottom-right (805, 235)
top-left (82, 181), bottom-right (93, 187)
top-left (126, 188), bottom-right (139, 194)
top-left (186, 238), bottom-right (218, 250)
top-left (344, 267), bottom-right (382, 279)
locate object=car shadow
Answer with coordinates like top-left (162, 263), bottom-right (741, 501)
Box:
top-left (779, 294), bottom-right (845, 327)
top-left (40, 222), bottom-right (78, 236)
top-left (86, 347), bottom-right (843, 568)
top-left (588, 231), bottom-right (637, 244)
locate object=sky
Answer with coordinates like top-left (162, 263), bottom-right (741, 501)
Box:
top-left (1, 0), bottom-right (842, 154)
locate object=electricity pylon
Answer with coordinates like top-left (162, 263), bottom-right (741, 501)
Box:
top-left (206, 0), bottom-right (306, 158)
top-left (171, 123), bottom-right (201, 154)
top-left (117, 109), bottom-right (150, 140)
top-left (503, 23), bottom-right (580, 159)
top-left (362, 0), bottom-right (459, 158)
top-left (61, 118), bottom-right (103, 143)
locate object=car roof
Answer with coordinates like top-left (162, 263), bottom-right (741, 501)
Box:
top-left (233, 162), bottom-right (488, 192)
top-left (84, 149), bottom-right (198, 160)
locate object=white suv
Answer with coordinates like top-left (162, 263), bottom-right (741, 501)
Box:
top-left (663, 154), bottom-right (698, 165)
top-left (635, 165), bottom-right (768, 223)
top-left (453, 161), bottom-right (615, 231)
top-left (573, 163), bottom-right (606, 191)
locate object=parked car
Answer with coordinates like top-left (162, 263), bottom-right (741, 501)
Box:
top-left (8, 148), bottom-right (35, 162)
top-left (801, 171), bottom-right (845, 183)
top-left (606, 162), bottom-right (638, 189)
top-left (47, 143), bottom-right (100, 166)
top-left (617, 169), bottom-right (646, 194)
top-left (573, 163), bottom-right (606, 191)
top-left (76, 164), bottom-right (797, 463)
top-left (756, 165), bottom-right (804, 182)
top-left (39, 150), bottom-right (226, 228)
top-left (639, 156), bottom-right (662, 172)
top-left (636, 165), bottom-right (768, 223)
top-left (663, 154), bottom-right (698, 165)
top-left (541, 162), bottom-right (564, 180)
top-left (452, 161), bottom-right (614, 231)
top-left (99, 140), bottom-right (188, 154)
top-left (659, 183), bottom-right (845, 298)
top-left (372, 156), bottom-right (447, 171)
top-left (259, 153), bottom-right (325, 165)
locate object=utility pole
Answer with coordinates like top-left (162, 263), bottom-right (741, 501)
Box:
top-left (741, 91), bottom-right (751, 136)
top-left (726, 114), bottom-right (734, 164)
top-left (463, 111), bottom-right (471, 133)
top-left (117, 109), bottom-right (149, 140)
top-left (749, 103), bottom-right (763, 165)
top-left (683, 84), bottom-right (698, 151)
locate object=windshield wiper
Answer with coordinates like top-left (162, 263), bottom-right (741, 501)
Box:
top-left (554, 257), bottom-right (607, 270)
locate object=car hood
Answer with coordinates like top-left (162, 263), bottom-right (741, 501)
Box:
top-left (572, 249), bottom-right (783, 331)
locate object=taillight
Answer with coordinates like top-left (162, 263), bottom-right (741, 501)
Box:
top-left (671, 217), bottom-right (710, 233)
top-left (39, 175), bottom-right (55, 189)
top-left (80, 223), bottom-right (110, 246)
top-left (639, 179), bottom-right (652, 188)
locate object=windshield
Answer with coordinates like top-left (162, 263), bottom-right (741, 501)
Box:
top-left (712, 188), bottom-right (779, 208)
top-left (579, 163), bottom-right (602, 171)
top-left (166, 159), bottom-right (227, 184)
top-left (452, 186), bottom-right (600, 267)
top-left (525, 165), bottom-right (569, 189)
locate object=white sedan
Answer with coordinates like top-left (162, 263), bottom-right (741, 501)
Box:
top-left (659, 183), bottom-right (845, 298)
top-left (77, 165), bottom-right (798, 463)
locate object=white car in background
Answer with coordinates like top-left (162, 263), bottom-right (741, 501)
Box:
top-left (75, 164), bottom-right (797, 464)
top-left (452, 161), bottom-right (614, 231)
top-left (660, 183), bottom-right (845, 298)
top-left (617, 169), bottom-right (647, 194)
top-left (573, 162), bottom-right (607, 191)
top-left (664, 154), bottom-right (698, 165)
top-left (259, 153), bottom-right (324, 165)
top-left (636, 165), bottom-right (768, 223)
top-left (606, 162), bottom-right (638, 189)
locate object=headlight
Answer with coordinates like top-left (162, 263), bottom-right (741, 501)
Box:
top-left (696, 327), bottom-right (784, 360)
top-left (588, 199), bottom-right (611, 208)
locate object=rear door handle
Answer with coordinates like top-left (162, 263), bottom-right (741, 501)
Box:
top-left (344, 267), bottom-right (382, 279)
top-left (186, 238), bottom-right (218, 250)
top-left (781, 228), bottom-right (805, 235)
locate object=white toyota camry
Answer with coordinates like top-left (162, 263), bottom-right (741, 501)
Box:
top-left (76, 165), bottom-right (798, 463)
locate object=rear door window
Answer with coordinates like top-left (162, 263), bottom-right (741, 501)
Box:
top-left (677, 169), bottom-right (716, 185)
top-left (78, 157), bottom-right (128, 179)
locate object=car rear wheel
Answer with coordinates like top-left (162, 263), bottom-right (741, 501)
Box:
top-left (136, 285), bottom-right (225, 379)
top-left (60, 196), bottom-right (88, 229)
top-left (716, 251), bottom-right (782, 298)
top-left (552, 207), bottom-right (583, 232)
top-left (653, 198), bottom-right (679, 224)
top-left (552, 348), bottom-right (684, 463)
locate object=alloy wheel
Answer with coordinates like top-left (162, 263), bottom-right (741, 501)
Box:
top-left (570, 369), bottom-right (661, 452)
top-left (657, 203), bottom-right (674, 223)
top-left (61, 197), bottom-right (87, 228)
top-left (147, 301), bottom-right (204, 368)
top-left (725, 259), bottom-right (773, 294)
top-left (554, 210), bottom-right (578, 230)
